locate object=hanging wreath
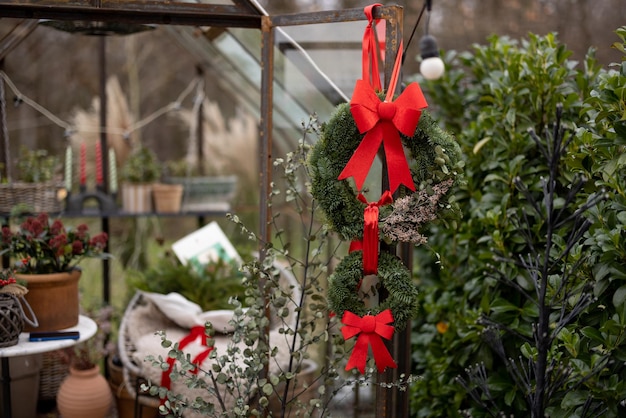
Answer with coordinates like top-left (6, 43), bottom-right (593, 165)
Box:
top-left (309, 105), bottom-right (462, 241)
top-left (328, 250), bottom-right (419, 331)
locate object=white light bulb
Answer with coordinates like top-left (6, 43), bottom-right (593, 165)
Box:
top-left (420, 57), bottom-right (445, 80)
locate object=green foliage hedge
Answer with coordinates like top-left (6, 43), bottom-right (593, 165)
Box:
top-left (408, 28), bottom-right (626, 417)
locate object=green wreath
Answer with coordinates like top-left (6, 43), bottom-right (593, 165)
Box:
top-left (328, 250), bottom-right (419, 330)
top-left (308, 104), bottom-right (462, 241)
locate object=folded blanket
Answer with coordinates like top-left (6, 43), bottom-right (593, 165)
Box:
top-left (124, 291), bottom-right (297, 417)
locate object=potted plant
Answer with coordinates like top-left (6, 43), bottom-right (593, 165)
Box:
top-left (56, 306), bottom-right (114, 418)
top-left (0, 213), bottom-right (109, 331)
top-left (0, 147), bottom-right (64, 214)
top-left (119, 145), bottom-right (162, 213)
top-left (126, 250), bottom-right (246, 311)
top-left (163, 158), bottom-right (236, 212)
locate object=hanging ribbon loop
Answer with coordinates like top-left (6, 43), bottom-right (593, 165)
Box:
top-left (362, 3), bottom-right (383, 91)
top-left (341, 309), bottom-right (397, 373)
top-left (357, 191), bottom-right (393, 275)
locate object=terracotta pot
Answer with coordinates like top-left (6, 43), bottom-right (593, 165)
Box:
top-left (16, 269), bottom-right (80, 332)
top-left (57, 365), bottom-right (113, 418)
top-left (108, 356), bottom-right (159, 418)
top-left (152, 183), bottom-right (183, 213)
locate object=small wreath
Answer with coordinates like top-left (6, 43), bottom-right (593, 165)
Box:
top-left (308, 103), bottom-right (462, 241)
top-left (328, 250), bottom-right (419, 330)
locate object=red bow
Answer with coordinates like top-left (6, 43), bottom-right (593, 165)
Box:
top-left (341, 309), bottom-right (397, 373)
top-left (357, 191), bottom-right (393, 275)
top-left (160, 325), bottom-right (214, 404)
top-left (339, 80), bottom-right (427, 194)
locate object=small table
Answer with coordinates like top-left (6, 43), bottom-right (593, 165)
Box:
top-left (0, 315), bottom-right (97, 418)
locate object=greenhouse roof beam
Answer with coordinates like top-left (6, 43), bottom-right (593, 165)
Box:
top-left (0, 1), bottom-right (263, 28)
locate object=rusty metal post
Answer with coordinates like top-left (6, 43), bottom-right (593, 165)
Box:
top-left (195, 65), bottom-right (205, 176)
top-left (98, 35), bottom-right (112, 306)
top-left (376, 5), bottom-right (407, 418)
top-left (258, 14), bottom-right (274, 417)
top-left (0, 60), bottom-right (9, 183)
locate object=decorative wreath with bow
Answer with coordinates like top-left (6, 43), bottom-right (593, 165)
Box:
top-left (328, 250), bottom-right (418, 331)
top-left (309, 104), bottom-right (462, 242)
top-left (309, 3), bottom-right (462, 374)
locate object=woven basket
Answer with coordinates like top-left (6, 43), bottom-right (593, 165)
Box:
top-left (0, 181), bottom-right (64, 213)
top-left (0, 294), bottom-right (24, 347)
top-left (38, 350), bottom-right (71, 401)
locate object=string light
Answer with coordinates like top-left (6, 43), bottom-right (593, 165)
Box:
top-left (0, 71), bottom-right (200, 138)
top-left (419, 0), bottom-right (445, 80)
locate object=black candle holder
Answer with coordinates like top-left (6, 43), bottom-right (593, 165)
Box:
top-left (65, 188), bottom-right (117, 215)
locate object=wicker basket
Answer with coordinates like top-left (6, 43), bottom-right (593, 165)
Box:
top-left (38, 350), bottom-right (70, 401)
top-left (0, 181), bottom-right (64, 214)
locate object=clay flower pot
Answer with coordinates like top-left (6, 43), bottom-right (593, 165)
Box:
top-left (57, 364), bottom-right (113, 418)
top-left (16, 269), bottom-right (81, 332)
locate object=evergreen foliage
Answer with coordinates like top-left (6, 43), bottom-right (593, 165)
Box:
top-left (328, 250), bottom-right (419, 330)
top-left (308, 104), bottom-right (462, 241)
top-left (408, 29), bottom-right (626, 417)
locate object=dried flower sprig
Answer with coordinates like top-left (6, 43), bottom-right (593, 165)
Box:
top-left (381, 178), bottom-right (453, 244)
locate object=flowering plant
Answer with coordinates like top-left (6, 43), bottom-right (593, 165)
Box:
top-left (0, 268), bottom-right (27, 296)
top-left (0, 213), bottom-right (109, 274)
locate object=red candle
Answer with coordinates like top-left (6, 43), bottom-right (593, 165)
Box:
top-left (95, 141), bottom-right (103, 185)
top-left (80, 142), bottom-right (86, 186)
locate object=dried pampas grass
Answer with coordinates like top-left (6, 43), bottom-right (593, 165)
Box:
top-left (177, 97), bottom-right (257, 187)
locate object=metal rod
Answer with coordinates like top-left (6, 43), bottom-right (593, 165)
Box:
top-left (98, 36), bottom-right (111, 305)
top-left (0, 59), bottom-right (9, 183)
top-left (258, 14), bottom-right (274, 417)
top-left (1, 357), bottom-right (12, 418)
top-left (375, 5), bottom-right (404, 418)
top-left (0, 2), bottom-right (262, 28)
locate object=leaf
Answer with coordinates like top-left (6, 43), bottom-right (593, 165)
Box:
top-left (580, 326), bottom-right (604, 344)
top-left (490, 298), bottom-right (519, 314)
top-left (473, 137), bottom-right (492, 154)
top-left (613, 284), bottom-right (626, 307)
top-left (560, 390), bottom-right (587, 409)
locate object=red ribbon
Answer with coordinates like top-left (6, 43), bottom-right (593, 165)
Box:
top-left (357, 191), bottom-right (393, 275)
top-left (362, 3), bottom-right (383, 91)
top-left (339, 80), bottom-right (428, 194)
top-left (160, 325), bottom-right (214, 404)
top-left (340, 6), bottom-right (428, 194)
top-left (341, 309), bottom-right (397, 373)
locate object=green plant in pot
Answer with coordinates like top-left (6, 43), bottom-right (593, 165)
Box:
top-left (0, 147), bottom-right (63, 214)
top-left (119, 145), bottom-right (162, 213)
top-left (126, 250), bottom-right (246, 311)
top-left (163, 158), bottom-right (237, 212)
top-left (0, 213), bottom-right (109, 331)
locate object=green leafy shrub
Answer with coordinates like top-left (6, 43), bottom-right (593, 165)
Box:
top-left (120, 145), bottom-right (162, 183)
top-left (126, 251), bottom-right (246, 311)
top-left (16, 146), bottom-right (59, 182)
top-left (408, 29), bottom-right (626, 417)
